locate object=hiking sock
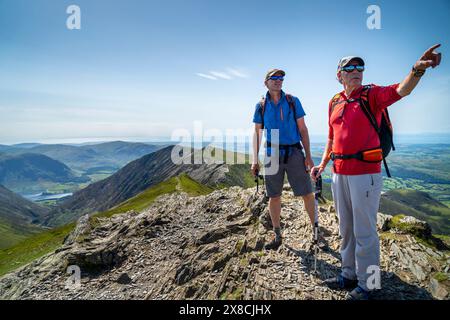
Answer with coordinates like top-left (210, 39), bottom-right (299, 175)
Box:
top-left (273, 227), bottom-right (282, 240)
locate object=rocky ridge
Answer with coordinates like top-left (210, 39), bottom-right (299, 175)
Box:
top-left (0, 185), bottom-right (448, 300)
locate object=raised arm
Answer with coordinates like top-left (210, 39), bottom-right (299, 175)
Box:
top-left (397, 44), bottom-right (442, 97)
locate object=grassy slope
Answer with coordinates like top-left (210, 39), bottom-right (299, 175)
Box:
top-left (380, 189), bottom-right (450, 235)
top-left (96, 173), bottom-right (213, 219)
top-left (0, 223), bottom-right (75, 277)
top-left (322, 182), bottom-right (449, 235)
top-left (0, 217), bottom-right (44, 250)
top-left (222, 164), bottom-right (255, 189)
top-left (0, 174), bottom-right (214, 277)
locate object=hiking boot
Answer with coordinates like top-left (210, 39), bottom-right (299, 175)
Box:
top-left (323, 274), bottom-right (358, 290)
top-left (264, 237), bottom-right (282, 250)
top-left (345, 286), bottom-right (370, 300)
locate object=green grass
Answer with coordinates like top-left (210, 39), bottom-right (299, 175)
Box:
top-left (178, 173), bottom-right (214, 195)
top-left (380, 189), bottom-right (450, 235)
top-left (222, 164), bottom-right (255, 189)
top-left (0, 218), bottom-right (44, 250)
top-left (433, 272), bottom-right (449, 282)
top-left (7, 181), bottom-right (86, 195)
top-left (0, 222), bottom-right (75, 277)
top-left (95, 177), bottom-right (178, 218)
top-left (91, 172), bottom-right (213, 228)
top-left (220, 286), bottom-right (244, 300)
top-left (321, 182), bottom-right (333, 202)
top-left (435, 234), bottom-right (450, 247)
top-left (387, 214), bottom-right (425, 236)
top-left (387, 214), bottom-right (448, 250)
top-left (95, 173), bottom-right (213, 219)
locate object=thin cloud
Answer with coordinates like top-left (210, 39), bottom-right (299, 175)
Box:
top-left (196, 73), bottom-right (218, 80)
top-left (209, 71), bottom-right (232, 80)
top-left (226, 68), bottom-right (249, 78)
top-left (196, 68), bottom-right (249, 81)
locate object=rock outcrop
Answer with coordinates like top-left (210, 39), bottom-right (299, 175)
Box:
top-left (0, 185), bottom-right (448, 300)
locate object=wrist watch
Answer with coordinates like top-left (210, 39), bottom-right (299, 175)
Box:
top-left (412, 66), bottom-right (426, 77)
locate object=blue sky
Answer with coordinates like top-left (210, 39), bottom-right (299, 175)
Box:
top-left (0, 0), bottom-right (449, 144)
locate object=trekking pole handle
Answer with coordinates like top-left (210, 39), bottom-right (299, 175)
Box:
top-left (314, 222), bottom-right (319, 242)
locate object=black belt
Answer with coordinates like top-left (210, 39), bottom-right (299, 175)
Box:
top-left (266, 142), bottom-right (302, 164)
top-left (330, 152), bottom-right (363, 161)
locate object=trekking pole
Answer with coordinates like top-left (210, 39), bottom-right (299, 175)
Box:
top-left (255, 170), bottom-right (268, 201)
top-left (313, 170), bottom-right (323, 274)
top-left (314, 221), bottom-right (318, 273)
top-left (255, 169), bottom-right (260, 194)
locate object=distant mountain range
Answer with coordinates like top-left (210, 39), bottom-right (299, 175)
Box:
top-left (2, 141), bottom-right (165, 171)
top-left (0, 153), bottom-right (88, 192)
top-left (46, 145), bottom-right (253, 226)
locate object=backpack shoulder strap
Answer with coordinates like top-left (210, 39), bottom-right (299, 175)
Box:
top-left (358, 85), bottom-right (379, 131)
top-left (259, 96), bottom-right (266, 111)
top-left (329, 93), bottom-right (342, 118)
top-left (285, 94), bottom-right (297, 120)
top-left (361, 85), bottom-right (393, 132)
top-left (360, 85), bottom-right (372, 102)
top-left (259, 96), bottom-right (266, 129)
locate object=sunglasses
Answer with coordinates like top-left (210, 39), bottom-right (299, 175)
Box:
top-left (341, 65), bottom-right (365, 73)
top-left (268, 75), bottom-right (284, 81)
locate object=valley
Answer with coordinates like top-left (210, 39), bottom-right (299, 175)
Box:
top-left (0, 140), bottom-right (448, 286)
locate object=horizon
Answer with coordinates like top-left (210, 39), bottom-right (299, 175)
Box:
top-left (0, 0), bottom-right (449, 143)
top-left (1, 132), bottom-right (449, 146)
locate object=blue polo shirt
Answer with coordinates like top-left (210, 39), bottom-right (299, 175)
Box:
top-left (253, 90), bottom-right (306, 157)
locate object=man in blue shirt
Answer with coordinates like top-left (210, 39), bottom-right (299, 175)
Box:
top-left (252, 69), bottom-right (316, 250)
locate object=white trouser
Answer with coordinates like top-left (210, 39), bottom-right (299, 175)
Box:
top-left (331, 173), bottom-right (383, 291)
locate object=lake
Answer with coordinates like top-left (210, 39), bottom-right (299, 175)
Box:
top-left (23, 192), bottom-right (73, 202)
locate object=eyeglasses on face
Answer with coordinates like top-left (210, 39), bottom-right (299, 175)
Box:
top-left (341, 65), bottom-right (365, 73)
top-left (268, 75), bottom-right (284, 81)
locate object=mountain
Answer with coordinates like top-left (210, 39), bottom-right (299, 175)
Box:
top-left (83, 141), bottom-right (162, 158)
top-left (0, 145), bottom-right (12, 152)
top-left (0, 185), bottom-right (448, 300)
top-left (47, 145), bottom-right (253, 226)
top-left (380, 189), bottom-right (450, 235)
top-left (0, 184), bottom-right (49, 223)
top-left (5, 141), bottom-right (164, 171)
top-left (12, 144), bottom-right (98, 170)
top-left (0, 172), bottom-right (213, 276)
top-left (0, 153), bottom-right (88, 192)
top-left (11, 143), bottom-right (42, 149)
top-left (96, 173), bottom-right (214, 219)
top-left (0, 185), bottom-right (48, 249)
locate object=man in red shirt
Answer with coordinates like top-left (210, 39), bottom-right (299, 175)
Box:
top-left (311, 44), bottom-right (442, 300)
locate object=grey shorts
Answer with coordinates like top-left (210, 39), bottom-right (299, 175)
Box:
top-left (264, 148), bottom-right (313, 198)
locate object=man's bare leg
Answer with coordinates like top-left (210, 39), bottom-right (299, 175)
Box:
top-left (269, 196), bottom-right (281, 228)
top-left (265, 196), bottom-right (282, 250)
top-left (302, 193), bottom-right (316, 226)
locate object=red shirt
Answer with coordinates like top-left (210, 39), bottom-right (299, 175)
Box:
top-left (328, 84), bottom-right (402, 175)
